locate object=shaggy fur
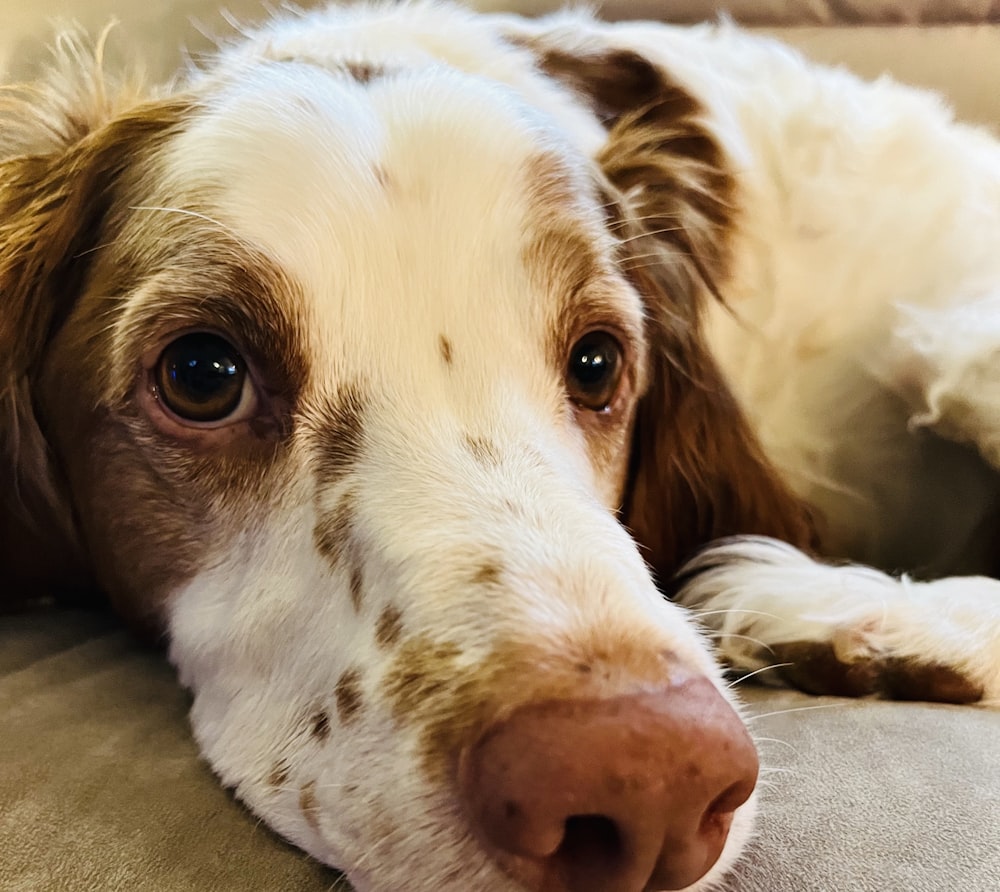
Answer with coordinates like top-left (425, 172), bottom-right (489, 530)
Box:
top-left (2, 3), bottom-right (999, 891)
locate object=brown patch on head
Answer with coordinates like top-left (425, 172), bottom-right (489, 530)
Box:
top-left (299, 781), bottom-right (321, 831)
top-left (375, 604), bottom-right (404, 650)
top-left (521, 152), bottom-right (630, 369)
top-left (471, 560), bottom-right (503, 586)
top-left (385, 629), bottom-right (681, 782)
top-left (309, 386), bottom-right (367, 487)
top-left (517, 38), bottom-right (738, 289)
top-left (771, 641), bottom-right (984, 705)
top-left (438, 334), bottom-right (453, 366)
top-left (342, 60), bottom-right (384, 84)
top-left (463, 433), bottom-right (502, 467)
top-left (310, 709), bottom-right (332, 742)
top-left (335, 668), bottom-right (364, 724)
top-left (525, 45), bottom-right (666, 127)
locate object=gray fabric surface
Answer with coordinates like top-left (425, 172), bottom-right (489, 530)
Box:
top-left (1, 610), bottom-right (998, 891)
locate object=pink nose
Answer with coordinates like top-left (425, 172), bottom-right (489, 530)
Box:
top-left (458, 676), bottom-right (758, 892)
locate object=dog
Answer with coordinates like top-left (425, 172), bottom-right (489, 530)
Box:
top-left (2, 2), bottom-right (999, 891)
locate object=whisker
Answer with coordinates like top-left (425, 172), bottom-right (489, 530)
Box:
top-left (616, 224), bottom-right (686, 244)
top-left (704, 631), bottom-right (775, 653)
top-left (727, 663), bottom-right (793, 688)
top-left (746, 702), bottom-right (844, 723)
top-left (692, 608), bottom-right (785, 622)
top-left (128, 204), bottom-right (241, 239)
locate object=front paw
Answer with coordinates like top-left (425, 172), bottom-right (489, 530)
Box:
top-left (769, 634), bottom-right (984, 704)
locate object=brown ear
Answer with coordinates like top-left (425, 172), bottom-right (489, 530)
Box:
top-left (618, 237), bottom-right (817, 587)
top-left (512, 27), bottom-right (817, 581)
top-left (0, 42), bottom-right (185, 601)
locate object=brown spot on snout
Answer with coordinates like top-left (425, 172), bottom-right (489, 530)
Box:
top-left (375, 605), bottom-right (404, 649)
top-left (314, 487), bottom-right (356, 568)
top-left (349, 563), bottom-right (365, 613)
top-left (336, 668), bottom-right (364, 723)
top-left (310, 709), bottom-right (331, 742)
top-left (299, 781), bottom-right (320, 831)
top-left (268, 760), bottom-right (290, 788)
top-left (386, 631), bottom-right (681, 782)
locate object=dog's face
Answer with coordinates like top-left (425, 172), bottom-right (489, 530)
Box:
top-left (1, 7), bottom-right (813, 892)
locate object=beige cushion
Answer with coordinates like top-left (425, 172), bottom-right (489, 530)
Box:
top-left (3, 609), bottom-right (1000, 891)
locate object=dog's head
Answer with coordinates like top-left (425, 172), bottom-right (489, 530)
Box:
top-left (0, 5), bottom-right (810, 891)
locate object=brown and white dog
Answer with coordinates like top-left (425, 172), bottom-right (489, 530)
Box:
top-left (2, 3), bottom-right (999, 891)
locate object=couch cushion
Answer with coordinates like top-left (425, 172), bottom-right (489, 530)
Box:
top-left (2, 609), bottom-right (999, 891)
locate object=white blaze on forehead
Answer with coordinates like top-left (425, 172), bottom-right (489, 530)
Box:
top-left (162, 61), bottom-right (593, 391)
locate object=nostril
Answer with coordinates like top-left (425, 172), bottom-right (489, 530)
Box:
top-left (703, 781), bottom-right (750, 832)
top-left (460, 680), bottom-right (758, 892)
top-left (555, 815), bottom-right (624, 890)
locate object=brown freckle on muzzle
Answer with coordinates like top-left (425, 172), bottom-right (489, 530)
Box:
top-left (336, 668), bottom-right (364, 723)
top-left (349, 562), bottom-right (365, 612)
top-left (310, 709), bottom-right (332, 742)
top-left (299, 781), bottom-right (321, 830)
top-left (313, 487), bottom-right (357, 569)
top-left (375, 604), bottom-right (404, 649)
top-left (268, 760), bottom-right (290, 787)
top-left (384, 636), bottom-right (463, 726)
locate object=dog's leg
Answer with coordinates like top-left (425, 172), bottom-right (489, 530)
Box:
top-left (675, 537), bottom-right (1000, 705)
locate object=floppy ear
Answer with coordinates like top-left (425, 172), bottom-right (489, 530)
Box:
top-left (0, 36), bottom-right (181, 601)
top-left (508, 22), bottom-right (816, 583)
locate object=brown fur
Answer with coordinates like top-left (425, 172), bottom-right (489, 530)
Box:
top-left (387, 626), bottom-right (690, 781)
top-left (535, 43), bottom-right (818, 579)
top-left (0, 94), bottom-right (195, 613)
top-left (1, 67), bottom-right (311, 632)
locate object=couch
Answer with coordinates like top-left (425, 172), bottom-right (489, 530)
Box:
top-left (2, 2), bottom-right (999, 890)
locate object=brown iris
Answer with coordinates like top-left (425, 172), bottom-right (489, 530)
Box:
top-left (155, 333), bottom-right (247, 423)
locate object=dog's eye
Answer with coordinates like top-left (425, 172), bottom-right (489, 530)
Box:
top-left (566, 331), bottom-right (624, 412)
top-left (155, 333), bottom-right (250, 423)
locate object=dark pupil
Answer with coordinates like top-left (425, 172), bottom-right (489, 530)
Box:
top-left (572, 336), bottom-right (615, 387)
top-left (160, 333), bottom-right (243, 420)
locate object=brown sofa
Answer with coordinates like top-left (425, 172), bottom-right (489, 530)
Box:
top-left (3, 2), bottom-right (999, 890)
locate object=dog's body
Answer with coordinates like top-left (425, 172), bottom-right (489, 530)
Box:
top-left (2, 3), bottom-right (999, 891)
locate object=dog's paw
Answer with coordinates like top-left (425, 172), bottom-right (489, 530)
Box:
top-left (767, 624), bottom-right (984, 704)
top-left (675, 537), bottom-right (1000, 705)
